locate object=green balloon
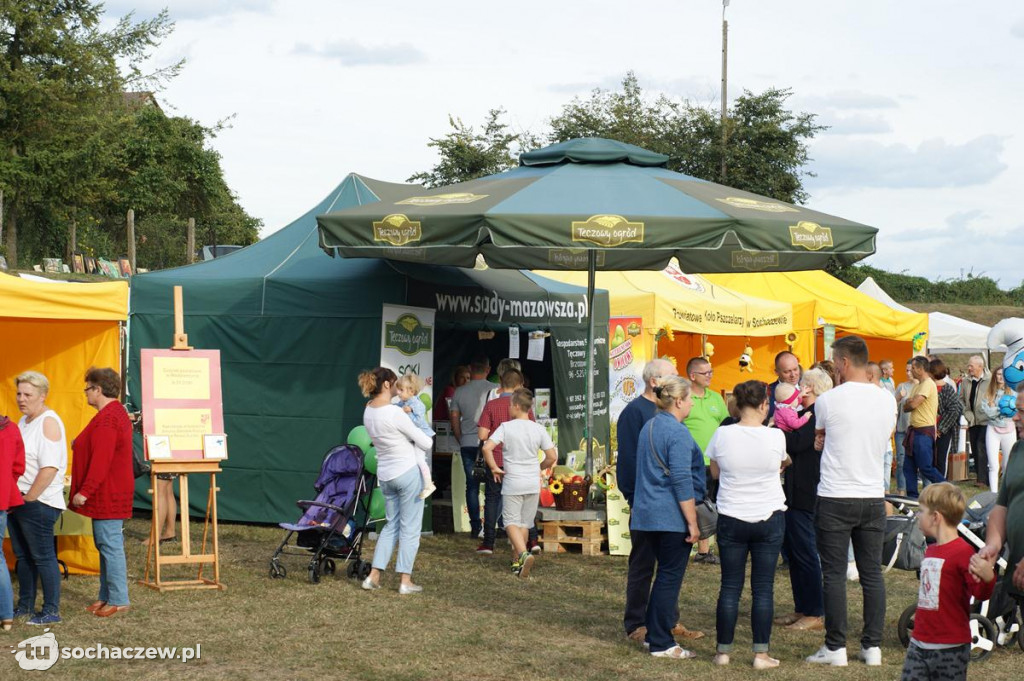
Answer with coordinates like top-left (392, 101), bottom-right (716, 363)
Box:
top-left (369, 487), bottom-right (386, 520)
top-left (363, 446), bottom-right (378, 475)
top-left (418, 393), bottom-right (432, 411)
top-left (347, 425), bottom-right (372, 454)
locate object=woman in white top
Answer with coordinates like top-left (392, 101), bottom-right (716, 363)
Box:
top-left (358, 367), bottom-right (433, 595)
top-left (706, 380), bottom-right (790, 670)
top-left (11, 371), bottom-right (67, 624)
top-left (981, 367), bottom-right (1018, 492)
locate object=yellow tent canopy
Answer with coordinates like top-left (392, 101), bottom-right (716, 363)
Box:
top-left (536, 264), bottom-right (793, 337)
top-left (705, 271), bottom-right (929, 369)
top-left (1, 273), bottom-right (128, 575)
top-left (537, 265), bottom-right (794, 391)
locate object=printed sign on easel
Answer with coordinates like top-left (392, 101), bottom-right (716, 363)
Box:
top-left (140, 349), bottom-right (224, 460)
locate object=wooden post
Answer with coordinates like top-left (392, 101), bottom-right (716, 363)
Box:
top-left (1, 188), bottom-right (5, 245)
top-left (172, 285), bottom-right (192, 350)
top-left (69, 219), bottom-right (77, 259)
top-left (186, 217), bottom-right (195, 264)
top-left (126, 209), bottom-right (136, 273)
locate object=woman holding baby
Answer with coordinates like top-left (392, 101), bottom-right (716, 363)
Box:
top-left (772, 368), bottom-right (833, 633)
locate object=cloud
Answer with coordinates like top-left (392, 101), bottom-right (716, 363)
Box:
top-left (103, 1), bottom-right (273, 21)
top-left (888, 209), bottom-right (987, 242)
top-left (808, 135), bottom-right (1007, 189)
top-left (802, 90), bottom-right (899, 110)
top-left (1012, 18), bottom-right (1024, 38)
top-left (292, 40), bottom-right (426, 66)
top-left (822, 113), bottom-right (892, 135)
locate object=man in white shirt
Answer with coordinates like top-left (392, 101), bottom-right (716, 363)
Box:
top-left (806, 336), bottom-right (897, 668)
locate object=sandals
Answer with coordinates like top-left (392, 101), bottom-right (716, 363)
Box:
top-left (85, 601), bottom-right (106, 613)
top-left (650, 645), bottom-right (697, 659)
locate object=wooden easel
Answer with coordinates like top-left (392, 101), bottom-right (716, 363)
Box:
top-left (139, 286), bottom-right (226, 592)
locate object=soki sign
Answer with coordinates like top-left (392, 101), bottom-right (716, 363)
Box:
top-left (380, 304), bottom-right (435, 418)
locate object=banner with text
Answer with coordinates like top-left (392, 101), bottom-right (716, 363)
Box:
top-left (607, 316), bottom-right (646, 556)
top-left (380, 304), bottom-right (436, 425)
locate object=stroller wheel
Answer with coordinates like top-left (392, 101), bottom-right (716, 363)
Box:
top-left (1018, 608), bottom-right (1024, 652)
top-left (897, 604), bottom-right (916, 648)
top-left (969, 613), bottom-right (997, 662)
top-left (347, 560), bottom-right (360, 578)
top-left (269, 561), bottom-right (286, 580)
top-left (323, 559), bottom-right (336, 576)
top-left (308, 565), bottom-right (321, 584)
top-left (359, 561), bottom-right (372, 579)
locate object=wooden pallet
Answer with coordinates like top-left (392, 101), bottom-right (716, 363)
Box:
top-left (540, 519), bottom-right (606, 556)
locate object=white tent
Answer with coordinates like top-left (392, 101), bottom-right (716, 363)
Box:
top-left (856, 276), bottom-right (995, 354)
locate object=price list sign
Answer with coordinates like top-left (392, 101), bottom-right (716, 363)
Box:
top-left (140, 349), bottom-right (224, 460)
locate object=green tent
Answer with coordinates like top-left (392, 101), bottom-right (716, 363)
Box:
top-left (127, 174), bottom-right (608, 523)
top-left (317, 138), bottom-right (879, 473)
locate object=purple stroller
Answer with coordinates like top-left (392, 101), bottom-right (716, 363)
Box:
top-left (269, 444), bottom-right (376, 583)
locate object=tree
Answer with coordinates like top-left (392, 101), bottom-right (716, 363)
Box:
top-left (412, 73), bottom-right (825, 204)
top-left (407, 109), bottom-right (537, 188)
top-left (0, 2), bottom-right (258, 270)
top-left (0, 2), bottom-right (181, 266)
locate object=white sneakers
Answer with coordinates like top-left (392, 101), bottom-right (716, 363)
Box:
top-left (847, 561), bottom-right (860, 582)
top-left (360, 576), bottom-right (380, 591)
top-left (858, 646), bottom-right (882, 666)
top-left (806, 645), bottom-right (881, 667)
top-left (398, 583), bottom-right (423, 595)
top-left (805, 645), bottom-right (848, 666)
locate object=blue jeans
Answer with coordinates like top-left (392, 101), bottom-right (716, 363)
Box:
top-left (635, 530), bottom-right (690, 653)
top-left (92, 519), bottom-right (129, 606)
top-left (895, 430), bottom-right (907, 491)
top-left (716, 511), bottom-right (785, 653)
top-left (815, 497), bottom-right (886, 650)
top-left (0, 511), bottom-right (12, 620)
top-left (460, 447), bottom-right (482, 536)
top-left (371, 466), bottom-right (424, 575)
top-left (8, 500), bottom-right (62, 616)
top-left (904, 433), bottom-right (945, 498)
top-left (784, 507), bottom-right (823, 617)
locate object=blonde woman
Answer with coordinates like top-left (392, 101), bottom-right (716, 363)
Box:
top-left (631, 375), bottom-right (704, 660)
top-left (11, 372), bottom-right (67, 626)
top-left (981, 367), bottom-right (1017, 492)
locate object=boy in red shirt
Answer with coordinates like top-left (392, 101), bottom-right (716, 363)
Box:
top-left (900, 482), bottom-right (996, 681)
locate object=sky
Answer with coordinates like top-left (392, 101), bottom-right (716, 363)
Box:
top-left (102, 1), bottom-right (1024, 288)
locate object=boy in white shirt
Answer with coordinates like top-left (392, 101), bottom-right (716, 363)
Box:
top-left (482, 389), bottom-right (556, 578)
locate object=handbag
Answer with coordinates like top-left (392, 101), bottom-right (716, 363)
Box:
top-left (471, 443), bottom-right (490, 483)
top-left (647, 425), bottom-right (718, 539)
top-left (133, 446), bottom-right (152, 479)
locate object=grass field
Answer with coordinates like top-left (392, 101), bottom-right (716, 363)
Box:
top-left (4, 478), bottom-right (1020, 681)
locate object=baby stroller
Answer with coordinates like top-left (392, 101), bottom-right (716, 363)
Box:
top-left (886, 492), bottom-right (1024, 661)
top-left (269, 444), bottom-right (377, 584)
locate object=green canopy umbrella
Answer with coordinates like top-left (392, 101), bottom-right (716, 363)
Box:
top-left (317, 137), bottom-right (878, 472)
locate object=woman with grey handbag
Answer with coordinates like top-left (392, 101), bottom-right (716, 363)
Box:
top-left (631, 375), bottom-right (706, 660)
top-left (706, 380), bottom-right (791, 669)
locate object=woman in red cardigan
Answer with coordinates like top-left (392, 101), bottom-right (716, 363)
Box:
top-left (1, 414), bottom-right (27, 631)
top-left (70, 367), bottom-right (134, 619)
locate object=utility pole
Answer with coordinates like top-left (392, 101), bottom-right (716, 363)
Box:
top-left (720, 0), bottom-right (729, 184)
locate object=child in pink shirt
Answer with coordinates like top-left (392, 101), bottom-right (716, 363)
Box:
top-left (773, 383), bottom-right (811, 432)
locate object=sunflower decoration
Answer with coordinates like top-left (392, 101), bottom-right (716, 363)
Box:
top-left (785, 331), bottom-right (799, 350)
top-left (653, 323), bottom-right (675, 345)
top-left (549, 479), bottom-right (564, 495)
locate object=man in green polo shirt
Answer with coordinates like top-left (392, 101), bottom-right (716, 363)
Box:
top-left (684, 356), bottom-right (728, 564)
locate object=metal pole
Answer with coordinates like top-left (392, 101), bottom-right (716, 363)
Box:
top-left (585, 250), bottom-right (596, 479)
top-left (720, 7), bottom-right (729, 183)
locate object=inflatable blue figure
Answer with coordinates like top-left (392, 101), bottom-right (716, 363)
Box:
top-left (988, 318), bottom-right (1024, 390)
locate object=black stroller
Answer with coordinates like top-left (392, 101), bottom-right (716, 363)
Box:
top-left (269, 444), bottom-right (377, 584)
top-left (887, 492), bottom-right (1024, 660)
